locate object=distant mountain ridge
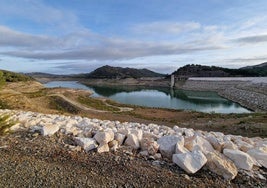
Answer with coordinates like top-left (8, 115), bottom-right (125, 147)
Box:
top-left (26, 72), bottom-right (67, 78)
top-left (27, 62), bottom-right (267, 79)
top-left (172, 63), bottom-right (267, 77)
top-left (81, 65), bottom-right (165, 79)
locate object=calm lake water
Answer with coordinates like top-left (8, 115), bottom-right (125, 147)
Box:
top-left (44, 81), bottom-right (251, 114)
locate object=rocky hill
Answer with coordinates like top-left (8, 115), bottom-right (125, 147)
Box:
top-left (172, 63), bottom-right (267, 77)
top-left (83, 65), bottom-right (165, 79)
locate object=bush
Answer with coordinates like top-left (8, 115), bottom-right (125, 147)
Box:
top-left (0, 70), bottom-right (33, 87)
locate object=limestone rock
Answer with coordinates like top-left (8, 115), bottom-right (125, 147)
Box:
top-left (184, 129), bottom-right (195, 137)
top-left (94, 130), bottom-right (114, 145)
top-left (172, 136), bottom-right (188, 154)
top-left (130, 129), bottom-right (143, 141)
top-left (175, 142), bottom-right (189, 154)
top-left (206, 152), bottom-right (238, 180)
top-left (125, 134), bottom-right (140, 149)
top-left (140, 137), bottom-right (159, 155)
top-left (41, 124), bottom-right (60, 136)
top-left (108, 140), bottom-right (119, 151)
top-left (97, 143), bottom-right (110, 153)
top-left (114, 133), bottom-right (126, 145)
top-left (157, 135), bottom-right (183, 159)
top-left (206, 136), bottom-right (224, 152)
top-left (223, 141), bottom-right (238, 150)
top-left (184, 135), bottom-right (214, 154)
top-left (74, 137), bottom-right (98, 152)
top-left (235, 140), bottom-right (254, 152)
top-left (117, 128), bottom-right (130, 136)
top-left (247, 149), bottom-right (267, 168)
top-left (172, 149), bottom-right (207, 174)
top-left (223, 149), bottom-right (254, 170)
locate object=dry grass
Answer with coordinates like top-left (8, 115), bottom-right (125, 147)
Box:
top-left (0, 114), bottom-right (15, 135)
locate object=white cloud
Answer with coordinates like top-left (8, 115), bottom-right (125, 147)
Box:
top-left (0, 25), bottom-right (223, 61)
top-left (0, 25), bottom-right (58, 48)
top-left (0, 0), bottom-right (83, 32)
top-left (133, 21), bottom-right (201, 35)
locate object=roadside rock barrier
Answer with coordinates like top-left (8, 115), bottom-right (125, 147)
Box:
top-left (1, 109), bottom-right (267, 181)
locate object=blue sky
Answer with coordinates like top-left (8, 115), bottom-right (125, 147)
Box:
top-left (0, 0), bottom-right (267, 74)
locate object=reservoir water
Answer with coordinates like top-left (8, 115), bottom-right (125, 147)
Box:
top-left (44, 81), bottom-right (251, 114)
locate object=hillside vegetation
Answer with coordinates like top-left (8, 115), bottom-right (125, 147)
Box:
top-left (79, 65), bottom-right (165, 79)
top-left (0, 70), bottom-right (33, 87)
top-left (173, 63), bottom-right (267, 77)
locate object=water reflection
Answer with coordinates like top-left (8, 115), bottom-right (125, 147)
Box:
top-left (44, 81), bottom-right (251, 114)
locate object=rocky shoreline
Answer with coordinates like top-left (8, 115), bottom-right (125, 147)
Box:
top-left (2, 109), bottom-right (266, 184)
top-left (177, 78), bottom-right (267, 112)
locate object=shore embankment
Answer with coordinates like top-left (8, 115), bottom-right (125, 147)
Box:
top-left (176, 77), bottom-right (267, 112)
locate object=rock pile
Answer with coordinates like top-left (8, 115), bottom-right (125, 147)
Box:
top-left (2, 109), bottom-right (267, 180)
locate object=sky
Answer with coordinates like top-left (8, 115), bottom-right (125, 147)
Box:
top-left (0, 0), bottom-right (267, 74)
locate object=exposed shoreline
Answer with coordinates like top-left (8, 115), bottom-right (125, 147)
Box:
top-left (36, 76), bottom-right (267, 112)
top-left (177, 78), bottom-right (267, 112)
top-left (76, 77), bottom-right (267, 112)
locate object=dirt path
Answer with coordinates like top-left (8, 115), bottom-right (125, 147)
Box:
top-left (49, 93), bottom-right (107, 113)
top-left (49, 93), bottom-right (133, 113)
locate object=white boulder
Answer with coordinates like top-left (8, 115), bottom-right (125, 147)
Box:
top-left (114, 133), bottom-right (126, 145)
top-left (223, 141), bottom-right (238, 150)
top-left (184, 135), bottom-right (214, 154)
top-left (157, 135), bottom-right (183, 159)
top-left (235, 140), bottom-right (254, 152)
top-left (206, 152), bottom-right (238, 180)
top-left (247, 149), bottom-right (267, 168)
top-left (130, 129), bottom-right (143, 141)
top-left (175, 142), bottom-right (189, 154)
top-left (108, 140), bottom-right (119, 151)
top-left (74, 137), bottom-right (98, 152)
top-left (223, 149), bottom-right (254, 171)
top-left (97, 143), bottom-right (109, 153)
top-left (206, 136), bottom-right (224, 152)
top-left (40, 124), bottom-right (60, 136)
top-left (125, 134), bottom-right (140, 149)
top-left (94, 130), bottom-right (114, 144)
top-left (172, 149), bottom-right (207, 174)
top-left (140, 137), bottom-right (159, 155)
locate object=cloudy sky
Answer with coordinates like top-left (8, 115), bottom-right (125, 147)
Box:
top-left (0, 0), bottom-right (267, 74)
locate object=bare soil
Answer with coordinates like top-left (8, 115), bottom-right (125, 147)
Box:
top-left (1, 131), bottom-right (266, 187)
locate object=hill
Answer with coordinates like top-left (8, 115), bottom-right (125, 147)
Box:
top-left (0, 70), bottom-right (33, 87)
top-left (241, 62), bottom-right (267, 69)
top-left (172, 63), bottom-right (267, 77)
top-left (240, 62), bottom-right (267, 76)
top-left (84, 65), bottom-right (165, 79)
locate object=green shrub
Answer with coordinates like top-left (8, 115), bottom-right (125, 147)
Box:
top-left (0, 70), bottom-right (33, 87)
